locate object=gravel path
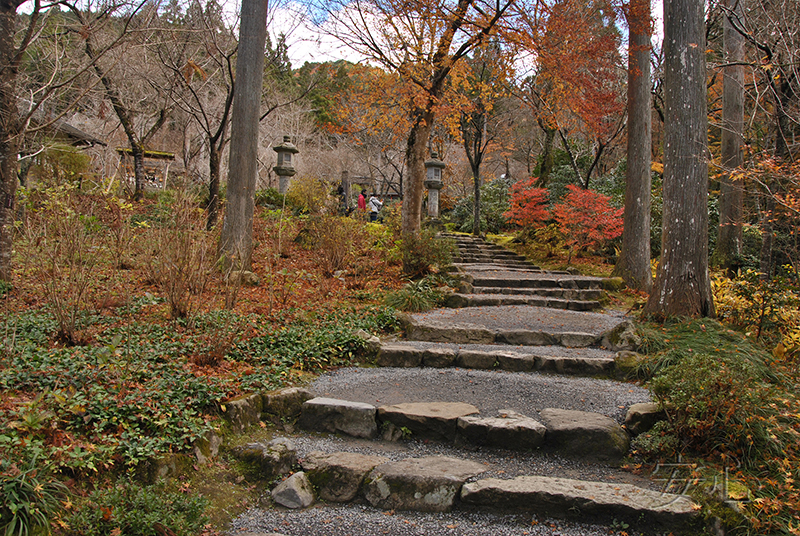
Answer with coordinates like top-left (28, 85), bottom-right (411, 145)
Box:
top-left (229, 503), bottom-right (662, 536)
top-left (227, 368), bottom-right (666, 536)
top-left (411, 305), bottom-right (625, 334)
top-left (307, 367), bottom-right (650, 422)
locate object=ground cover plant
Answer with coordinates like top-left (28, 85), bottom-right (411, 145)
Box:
top-left (1, 188), bottom-right (409, 536)
top-left (633, 317), bottom-right (800, 535)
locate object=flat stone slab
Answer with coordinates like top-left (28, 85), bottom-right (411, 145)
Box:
top-left (365, 456), bottom-right (488, 512)
top-left (376, 344), bottom-right (423, 367)
top-left (377, 342), bottom-right (616, 377)
top-left (461, 475), bottom-right (698, 531)
top-left (406, 306), bottom-right (626, 347)
top-left (457, 410), bottom-right (546, 450)
top-left (378, 402), bottom-right (480, 441)
top-left (302, 451), bottom-right (389, 502)
top-left (298, 397), bottom-right (378, 439)
top-left (539, 408), bottom-right (630, 461)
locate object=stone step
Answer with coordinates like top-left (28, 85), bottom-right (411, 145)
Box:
top-left (297, 397), bottom-right (630, 462)
top-left (453, 260), bottom-right (542, 270)
top-left (461, 475), bottom-right (699, 531)
top-left (246, 446), bottom-right (699, 534)
top-left (444, 293), bottom-right (601, 312)
top-left (472, 286), bottom-right (604, 300)
top-left (468, 275), bottom-right (604, 290)
top-left (399, 305), bottom-right (637, 350)
top-left (376, 341), bottom-right (617, 376)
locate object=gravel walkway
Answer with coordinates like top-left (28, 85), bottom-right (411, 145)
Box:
top-left (229, 503), bottom-right (662, 536)
top-left (307, 367), bottom-right (650, 422)
top-left (227, 367), bottom-right (665, 536)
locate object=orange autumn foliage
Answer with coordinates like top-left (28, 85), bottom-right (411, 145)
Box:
top-left (552, 184), bottom-right (623, 258)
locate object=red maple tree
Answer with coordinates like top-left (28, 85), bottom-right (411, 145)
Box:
top-left (552, 184), bottom-right (623, 263)
top-left (503, 178), bottom-right (550, 227)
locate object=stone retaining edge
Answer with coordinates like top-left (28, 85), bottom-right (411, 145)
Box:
top-left (377, 343), bottom-right (618, 377)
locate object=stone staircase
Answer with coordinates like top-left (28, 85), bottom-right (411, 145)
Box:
top-left (223, 235), bottom-right (707, 535)
top-left (445, 233), bottom-right (607, 311)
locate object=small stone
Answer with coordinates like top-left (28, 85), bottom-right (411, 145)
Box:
top-left (625, 402), bottom-right (665, 436)
top-left (271, 472), bottom-right (314, 509)
top-left (354, 329), bottom-right (381, 356)
top-left (262, 387), bottom-right (314, 419)
top-left (601, 321), bottom-right (641, 351)
top-left (615, 350), bottom-right (647, 378)
top-left (228, 270), bottom-right (261, 286)
top-left (193, 429), bottom-right (222, 464)
top-left (222, 393), bottom-right (263, 433)
top-left (233, 437), bottom-right (297, 479)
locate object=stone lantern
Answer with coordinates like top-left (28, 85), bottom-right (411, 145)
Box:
top-left (273, 135), bottom-right (299, 194)
top-left (424, 151), bottom-right (445, 220)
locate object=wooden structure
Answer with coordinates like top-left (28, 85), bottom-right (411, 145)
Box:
top-left (116, 148), bottom-right (175, 190)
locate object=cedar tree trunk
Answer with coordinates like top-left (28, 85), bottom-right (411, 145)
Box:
top-left (715, 0), bottom-right (745, 277)
top-left (644, 0), bottom-right (715, 317)
top-left (219, 0), bottom-right (268, 269)
top-left (613, 0), bottom-right (652, 291)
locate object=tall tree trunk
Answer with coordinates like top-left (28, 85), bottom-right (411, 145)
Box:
top-left (401, 108), bottom-right (434, 242)
top-left (537, 119), bottom-right (555, 187)
top-left (472, 172), bottom-right (481, 235)
top-left (207, 142), bottom-right (222, 230)
top-left (219, 0), bottom-right (268, 269)
top-left (613, 0), bottom-right (652, 291)
top-left (0, 3), bottom-right (22, 283)
top-left (715, 0), bottom-right (745, 277)
top-left (644, 0), bottom-right (715, 318)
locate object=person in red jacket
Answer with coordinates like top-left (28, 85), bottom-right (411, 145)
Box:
top-left (357, 189), bottom-right (367, 211)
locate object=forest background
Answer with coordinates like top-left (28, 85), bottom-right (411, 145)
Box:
top-left (1, 0), bottom-right (799, 534)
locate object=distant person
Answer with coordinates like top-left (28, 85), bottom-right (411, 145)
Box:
top-left (368, 193), bottom-right (383, 222)
top-left (358, 189), bottom-right (367, 212)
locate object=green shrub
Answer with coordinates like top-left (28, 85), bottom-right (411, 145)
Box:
top-left (401, 229), bottom-right (454, 278)
top-left (255, 187), bottom-right (284, 208)
top-left (301, 215), bottom-right (360, 276)
top-left (23, 184), bottom-right (103, 344)
top-left (29, 144), bottom-right (91, 188)
top-left (649, 351), bottom-right (777, 459)
top-left (448, 177), bottom-right (512, 234)
top-left (285, 176), bottom-right (330, 214)
top-left (66, 480), bottom-right (207, 536)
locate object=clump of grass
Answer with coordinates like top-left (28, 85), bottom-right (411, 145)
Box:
top-left (636, 318), bottom-right (779, 381)
top-left (383, 274), bottom-right (457, 312)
